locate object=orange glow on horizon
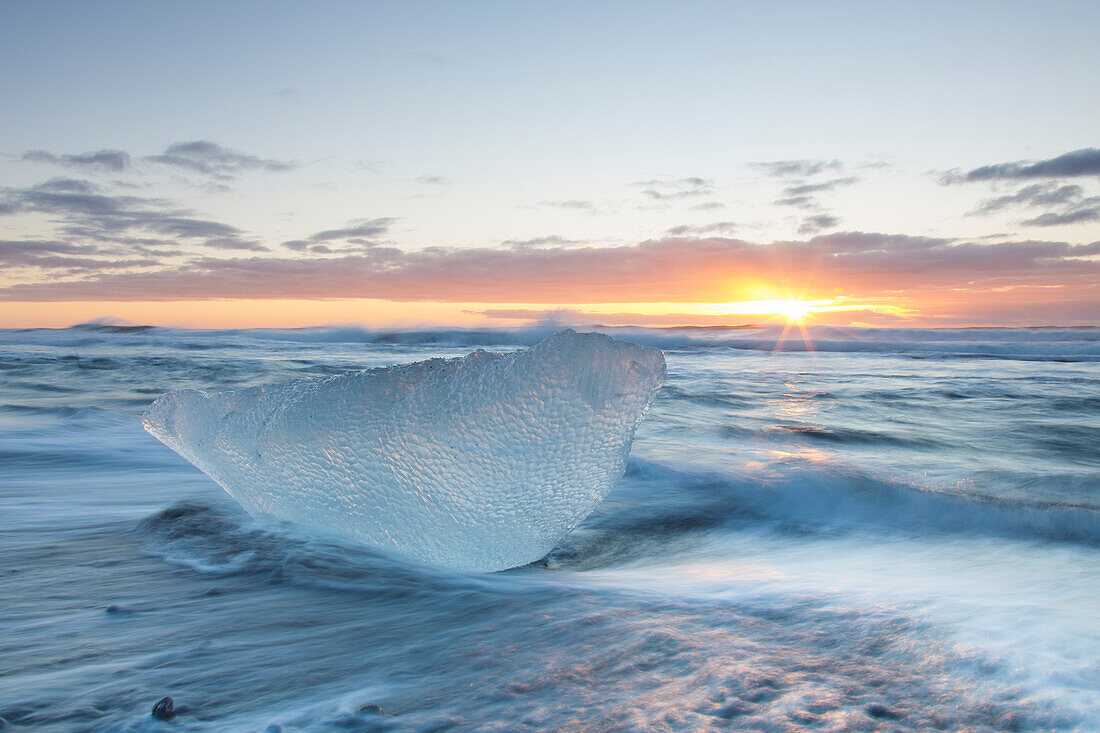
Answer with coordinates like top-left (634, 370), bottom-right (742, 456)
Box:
top-left (0, 296), bottom-right (918, 329)
top-left (3, 284), bottom-right (1086, 329)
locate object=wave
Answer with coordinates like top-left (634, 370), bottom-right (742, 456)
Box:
top-left (6, 324), bottom-right (1098, 361)
top-left (136, 501), bottom-right (587, 612)
top-left (0, 408), bottom-right (194, 472)
top-left (136, 455), bottom-right (1100, 584)
top-left (765, 424), bottom-right (941, 448)
top-left (246, 324), bottom-right (1100, 359)
top-left (70, 321), bottom-right (159, 334)
top-left (247, 325), bottom-right (558, 347)
top-left (659, 385), bottom-right (756, 408)
top-left (546, 458), bottom-right (1100, 569)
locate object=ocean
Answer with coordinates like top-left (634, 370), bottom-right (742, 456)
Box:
top-left (1, 324), bottom-right (1097, 731)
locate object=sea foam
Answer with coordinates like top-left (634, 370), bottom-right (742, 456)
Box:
top-left (142, 330), bottom-right (666, 571)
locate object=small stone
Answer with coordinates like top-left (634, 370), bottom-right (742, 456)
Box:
top-left (152, 696), bottom-right (175, 721)
top-left (105, 604), bottom-right (131, 614)
top-left (357, 703), bottom-right (384, 715)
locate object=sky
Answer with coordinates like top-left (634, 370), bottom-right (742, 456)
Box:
top-left (1, 0), bottom-right (1098, 328)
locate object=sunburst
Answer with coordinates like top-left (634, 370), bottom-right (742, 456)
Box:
top-left (777, 299), bottom-right (811, 323)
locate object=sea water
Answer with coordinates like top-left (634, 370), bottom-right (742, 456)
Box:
top-left (1, 324), bottom-right (1097, 731)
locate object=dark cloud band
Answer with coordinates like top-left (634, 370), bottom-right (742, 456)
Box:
top-left (964, 148), bottom-right (1100, 182)
top-left (2, 233), bottom-right (1095, 304)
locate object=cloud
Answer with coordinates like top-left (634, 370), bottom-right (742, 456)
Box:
top-left (540, 199), bottom-right (599, 211)
top-left (501, 235), bottom-right (581, 248)
top-left (782, 177), bottom-right (859, 196)
top-left (20, 141), bottom-right (296, 185)
top-left (665, 221), bottom-right (739, 236)
top-left (752, 159), bottom-right (843, 178)
top-left (0, 178), bottom-right (265, 251)
top-left (146, 141), bottom-right (297, 179)
top-left (967, 181), bottom-right (1100, 227)
top-left (3, 233), bottom-right (1095, 311)
top-left (201, 236), bottom-right (270, 251)
top-left (21, 149), bottom-right (131, 172)
top-left (769, 171), bottom-right (856, 220)
top-left (0, 239), bottom-right (159, 271)
top-left (282, 217), bottom-right (395, 252)
top-left (633, 177), bottom-right (712, 188)
top-left (633, 177), bottom-right (714, 201)
top-left (1021, 208), bottom-right (1100, 227)
top-left (957, 148), bottom-right (1100, 182)
top-left (30, 178), bottom-right (98, 194)
top-left (797, 215), bottom-right (841, 234)
top-left (775, 195), bottom-right (816, 209)
top-left (0, 238), bottom-right (97, 262)
top-left (417, 175), bottom-right (448, 185)
top-left (973, 183), bottom-right (1085, 214)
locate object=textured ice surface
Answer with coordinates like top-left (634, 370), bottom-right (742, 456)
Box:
top-left (143, 330), bottom-right (666, 571)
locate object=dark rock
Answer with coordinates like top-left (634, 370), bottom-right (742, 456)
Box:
top-left (105, 604), bottom-right (132, 614)
top-left (357, 703), bottom-right (384, 715)
top-left (152, 696), bottom-right (175, 721)
top-left (865, 702), bottom-right (900, 719)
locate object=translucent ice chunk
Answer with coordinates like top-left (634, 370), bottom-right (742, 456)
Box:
top-left (143, 330), bottom-right (665, 571)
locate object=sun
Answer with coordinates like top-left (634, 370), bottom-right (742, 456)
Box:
top-left (777, 300), bottom-right (811, 322)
